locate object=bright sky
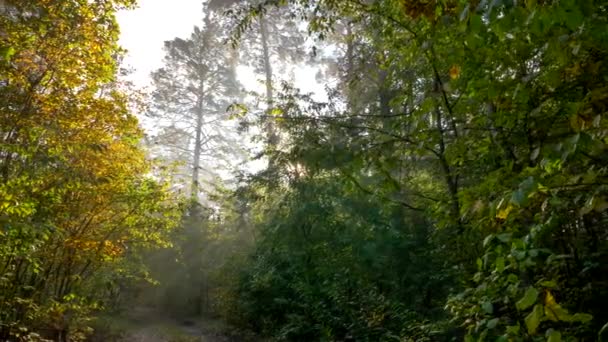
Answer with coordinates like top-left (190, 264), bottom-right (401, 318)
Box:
top-left (116, 0), bottom-right (323, 95)
top-left (115, 0), bottom-right (260, 92)
top-left (116, 0), bottom-right (203, 88)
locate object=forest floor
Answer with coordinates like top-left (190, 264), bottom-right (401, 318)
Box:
top-left (90, 307), bottom-right (257, 342)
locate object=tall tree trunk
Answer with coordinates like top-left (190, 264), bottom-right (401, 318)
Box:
top-left (345, 23), bottom-right (355, 111)
top-left (192, 95), bottom-right (204, 200)
top-left (259, 14), bottom-right (278, 146)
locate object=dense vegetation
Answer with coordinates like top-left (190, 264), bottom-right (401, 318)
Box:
top-left (0, 1), bottom-right (182, 340)
top-left (1, 0), bottom-right (608, 341)
top-left (215, 0), bottom-right (608, 340)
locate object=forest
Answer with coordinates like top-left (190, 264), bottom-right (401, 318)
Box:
top-left (1, 0), bottom-right (607, 341)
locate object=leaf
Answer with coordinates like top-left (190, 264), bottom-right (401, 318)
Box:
top-left (546, 329), bottom-right (561, 342)
top-left (544, 291), bottom-right (571, 322)
top-left (566, 133), bottom-right (580, 150)
top-left (482, 301), bottom-right (494, 314)
top-left (594, 198), bottom-right (608, 213)
top-left (506, 325), bottom-right (520, 335)
top-left (539, 280), bottom-right (557, 289)
top-left (487, 318), bottom-right (499, 329)
top-left (495, 256), bottom-right (505, 273)
top-left (521, 176), bottom-right (536, 190)
top-left (525, 304), bottom-right (543, 334)
top-left (570, 313), bottom-right (593, 323)
top-left (459, 4), bottom-right (470, 21)
top-left (270, 108), bottom-right (283, 116)
top-left (483, 234), bottom-right (494, 247)
top-left (449, 65), bottom-right (461, 79)
top-left (599, 322), bottom-right (608, 339)
top-left (496, 233), bottom-right (512, 243)
top-left (516, 287), bottom-right (539, 311)
top-left (496, 205), bottom-right (512, 219)
top-left (0, 46), bottom-right (16, 61)
top-left (530, 146), bottom-right (540, 161)
top-left (470, 15), bottom-right (483, 33)
top-left (580, 196), bottom-right (595, 216)
top-left (510, 189), bottom-right (525, 206)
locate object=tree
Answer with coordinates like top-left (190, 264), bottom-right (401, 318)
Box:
top-left (212, 0), bottom-right (306, 147)
top-left (144, 3), bottom-right (254, 319)
top-left (149, 7), bottom-right (244, 202)
top-left (0, 0), bottom-right (181, 339)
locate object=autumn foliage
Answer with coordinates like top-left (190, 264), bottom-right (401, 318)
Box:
top-left (0, 0), bottom-right (181, 340)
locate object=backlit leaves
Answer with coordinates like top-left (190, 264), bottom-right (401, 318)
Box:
top-left (516, 287), bottom-right (539, 311)
top-left (0, 0), bottom-right (182, 338)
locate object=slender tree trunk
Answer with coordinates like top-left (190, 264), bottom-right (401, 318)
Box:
top-left (346, 24), bottom-right (354, 77)
top-left (260, 15), bottom-right (273, 106)
top-left (259, 14), bottom-right (277, 146)
top-left (345, 23), bottom-right (355, 111)
top-left (434, 101), bottom-right (462, 231)
top-left (378, 70), bottom-right (391, 121)
top-left (192, 94), bottom-right (204, 200)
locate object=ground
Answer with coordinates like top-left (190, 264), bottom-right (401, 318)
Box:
top-left (90, 307), bottom-right (257, 342)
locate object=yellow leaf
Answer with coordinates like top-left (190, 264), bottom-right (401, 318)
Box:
top-left (449, 65), bottom-right (461, 79)
top-left (544, 291), bottom-right (571, 322)
top-left (496, 204), bottom-right (513, 220)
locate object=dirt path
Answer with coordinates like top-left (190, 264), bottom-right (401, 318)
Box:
top-left (116, 317), bottom-right (243, 342)
top-left (91, 308), bottom-right (256, 342)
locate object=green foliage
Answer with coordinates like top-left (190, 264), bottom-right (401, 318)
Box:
top-left (224, 176), bottom-right (455, 340)
top-left (219, 0), bottom-right (608, 340)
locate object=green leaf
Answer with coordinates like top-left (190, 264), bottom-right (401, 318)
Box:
top-left (470, 15), bottom-right (483, 33)
top-left (530, 146), bottom-right (540, 161)
top-left (580, 196), bottom-right (595, 216)
top-left (506, 325), bottom-right (520, 335)
top-left (539, 280), bottom-right (557, 289)
top-left (525, 304), bottom-right (543, 334)
top-left (546, 329), bottom-right (561, 342)
top-left (459, 4), bottom-right (470, 22)
top-left (520, 177), bottom-right (538, 194)
top-left (495, 256), bottom-right (505, 273)
top-left (269, 108), bottom-right (283, 116)
top-left (483, 234), bottom-right (494, 247)
top-left (0, 46), bottom-right (16, 62)
top-left (482, 301), bottom-right (494, 314)
top-left (516, 287), bottom-right (539, 311)
top-left (496, 233), bottom-right (512, 243)
top-left (511, 189), bottom-right (525, 206)
top-left (487, 318), bottom-right (499, 329)
top-left (570, 313), bottom-right (593, 323)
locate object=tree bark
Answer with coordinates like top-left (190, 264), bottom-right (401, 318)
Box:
top-left (191, 92), bottom-right (204, 200)
top-left (259, 14), bottom-right (278, 146)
